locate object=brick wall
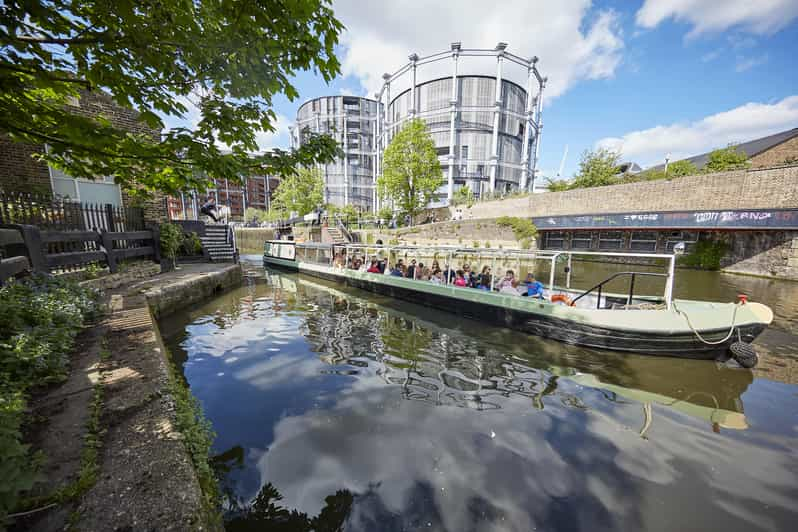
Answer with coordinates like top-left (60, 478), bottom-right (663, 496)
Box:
top-left (1, 91), bottom-right (167, 222)
top-left (455, 165), bottom-right (798, 220)
top-left (750, 136), bottom-right (798, 167)
top-left (0, 136), bottom-right (52, 195)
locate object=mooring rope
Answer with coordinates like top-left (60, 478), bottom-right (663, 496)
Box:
top-left (672, 300), bottom-right (741, 346)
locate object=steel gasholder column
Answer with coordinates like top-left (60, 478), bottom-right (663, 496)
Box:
top-left (520, 57), bottom-right (536, 192)
top-left (447, 43), bottom-right (461, 202)
top-left (489, 43), bottom-right (507, 194)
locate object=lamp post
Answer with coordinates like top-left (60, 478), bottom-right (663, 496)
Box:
top-left (664, 153), bottom-right (671, 177)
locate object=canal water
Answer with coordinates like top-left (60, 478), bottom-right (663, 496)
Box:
top-left (159, 257), bottom-right (798, 531)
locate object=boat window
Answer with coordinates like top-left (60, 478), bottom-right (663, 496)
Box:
top-left (598, 231), bottom-right (623, 250)
top-left (571, 231), bottom-right (592, 250)
top-left (630, 231), bottom-right (658, 252)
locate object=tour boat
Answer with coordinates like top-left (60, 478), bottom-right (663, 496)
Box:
top-left (263, 240), bottom-right (773, 367)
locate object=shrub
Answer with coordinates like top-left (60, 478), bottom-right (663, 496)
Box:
top-left (678, 240), bottom-right (728, 270)
top-left (160, 223), bottom-right (183, 266)
top-left (472, 241), bottom-right (480, 248)
top-left (0, 276), bottom-right (98, 521)
top-left (179, 231), bottom-right (203, 256)
top-left (496, 216), bottom-right (538, 242)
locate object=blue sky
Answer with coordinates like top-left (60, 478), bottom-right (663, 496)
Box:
top-left (188, 0), bottom-right (798, 179)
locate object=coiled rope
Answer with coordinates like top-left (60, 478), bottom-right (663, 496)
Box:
top-left (672, 300), bottom-right (741, 345)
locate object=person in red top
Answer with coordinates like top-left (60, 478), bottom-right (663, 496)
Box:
top-left (454, 270), bottom-right (468, 287)
top-left (367, 260), bottom-right (381, 273)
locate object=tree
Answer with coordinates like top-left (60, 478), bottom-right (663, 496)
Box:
top-left (271, 167), bottom-right (324, 217)
top-left (570, 148), bottom-right (621, 189)
top-left (704, 146), bottom-right (750, 173)
top-left (452, 185), bottom-right (475, 207)
top-left (378, 119), bottom-right (443, 218)
top-left (0, 0), bottom-right (343, 197)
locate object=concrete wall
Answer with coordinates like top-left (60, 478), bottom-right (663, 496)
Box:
top-left (455, 165), bottom-right (798, 220)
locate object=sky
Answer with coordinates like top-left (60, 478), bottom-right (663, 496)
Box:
top-left (178, 0), bottom-right (798, 179)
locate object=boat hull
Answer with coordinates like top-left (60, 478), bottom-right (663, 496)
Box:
top-left (264, 256), bottom-right (768, 359)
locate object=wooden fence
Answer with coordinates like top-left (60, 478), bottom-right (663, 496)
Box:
top-left (6, 224), bottom-right (159, 275)
top-left (0, 191), bottom-right (144, 231)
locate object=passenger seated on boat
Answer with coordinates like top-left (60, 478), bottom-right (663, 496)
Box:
top-left (333, 253), bottom-right (344, 269)
top-left (477, 266), bottom-right (492, 291)
top-left (497, 270), bottom-right (519, 294)
top-left (430, 269), bottom-right (443, 284)
top-left (522, 274), bottom-right (545, 299)
top-left (406, 259), bottom-right (417, 279)
top-left (463, 264), bottom-right (478, 288)
top-left (352, 258), bottom-right (362, 270)
top-left (432, 260), bottom-right (440, 271)
top-left (419, 266), bottom-right (431, 281)
top-left (367, 260), bottom-right (381, 273)
top-left (454, 270), bottom-right (468, 287)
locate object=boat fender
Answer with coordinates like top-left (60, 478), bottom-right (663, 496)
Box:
top-left (551, 294), bottom-right (573, 306)
top-left (729, 342), bottom-right (758, 368)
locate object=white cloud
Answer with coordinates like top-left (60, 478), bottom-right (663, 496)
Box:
top-left (734, 54), bottom-right (769, 72)
top-left (253, 113), bottom-right (291, 151)
top-left (636, 0), bottom-right (798, 36)
top-left (333, 0), bottom-right (624, 100)
top-left (596, 95), bottom-right (798, 167)
top-left (700, 49), bottom-right (722, 62)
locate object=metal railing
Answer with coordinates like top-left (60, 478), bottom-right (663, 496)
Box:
top-left (0, 191), bottom-right (144, 231)
top-left (570, 271), bottom-right (669, 309)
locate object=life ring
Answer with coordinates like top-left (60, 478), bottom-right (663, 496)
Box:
top-left (550, 294), bottom-right (574, 306)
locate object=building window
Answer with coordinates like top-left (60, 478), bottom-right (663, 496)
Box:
top-left (630, 231), bottom-right (657, 252)
top-left (598, 231), bottom-right (623, 250)
top-left (571, 231), bottom-right (592, 249)
top-left (461, 145), bottom-right (469, 160)
top-left (436, 146), bottom-right (450, 156)
top-left (50, 166), bottom-right (122, 206)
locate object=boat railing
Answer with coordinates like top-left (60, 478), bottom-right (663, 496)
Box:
top-left (570, 271), bottom-right (669, 309)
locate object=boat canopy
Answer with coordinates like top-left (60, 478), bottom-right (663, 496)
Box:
top-left (279, 241), bottom-right (679, 310)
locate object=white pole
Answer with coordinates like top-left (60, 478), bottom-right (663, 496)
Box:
top-left (665, 255), bottom-right (676, 309)
top-left (549, 254), bottom-right (557, 291)
top-left (343, 110), bottom-right (349, 206)
top-left (566, 253), bottom-right (572, 289)
top-left (530, 78), bottom-right (546, 191)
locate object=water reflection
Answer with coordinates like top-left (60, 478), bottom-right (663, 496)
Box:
top-left (160, 265), bottom-right (798, 532)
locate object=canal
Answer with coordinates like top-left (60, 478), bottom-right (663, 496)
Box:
top-left (158, 257), bottom-right (798, 531)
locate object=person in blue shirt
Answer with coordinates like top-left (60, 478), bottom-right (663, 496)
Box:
top-left (523, 274), bottom-right (545, 298)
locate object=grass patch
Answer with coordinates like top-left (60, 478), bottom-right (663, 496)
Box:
top-left (166, 357), bottom-right (222, 528)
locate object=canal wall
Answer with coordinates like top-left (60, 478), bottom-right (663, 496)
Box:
top-left (146, 263), bottom-right (243, 319)
top-left (452, 164), bottom-right (798, 220)
top-left (69, 263), bottom-right (242, 530)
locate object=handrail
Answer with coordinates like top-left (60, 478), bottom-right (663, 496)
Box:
top-left (569, 271), bottom-right (668, 309)
top-left (336, 218), bottom-right (354, 243)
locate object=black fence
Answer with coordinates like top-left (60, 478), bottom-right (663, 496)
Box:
top-left (0, 191), bottom-right (144, 232)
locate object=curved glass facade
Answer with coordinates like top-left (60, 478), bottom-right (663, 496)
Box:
top-left (387, 76), bottom-right (531, 200)
top-left (294, 96), bottom-right (379, 210)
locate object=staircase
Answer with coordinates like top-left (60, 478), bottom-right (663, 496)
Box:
top-left (200, 224), bottom-right (237, 262)
top-left (326, 225), bottom-right (349, 245)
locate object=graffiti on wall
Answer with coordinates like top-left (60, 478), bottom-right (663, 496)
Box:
top-left (534, 209), bottom-right (798, 230)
